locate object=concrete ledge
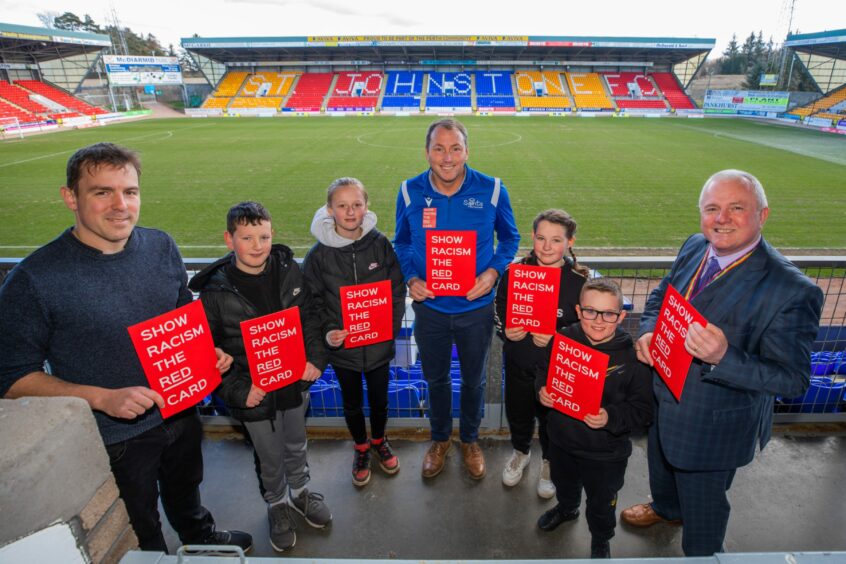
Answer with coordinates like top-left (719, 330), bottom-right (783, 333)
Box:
top-left (0, 397), bottom-right (110, 544)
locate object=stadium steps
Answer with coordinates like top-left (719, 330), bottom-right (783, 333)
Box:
top-left (562, 73), bottom-right (576, 108)
top-left (599, 75), bottom-right (618, 111)
top-left (470, 73), bottom-right (477, 111)
top-left (511, 73), bottom-right (522, 110)
top-left (376, 75), bottom-right (387, 111)
top-left (280, 74), bottom-right (301, 109)
top-left (419, 74), bottom-right (428, 111)
top-left (322, 73), bottom-right (340, 112)
top-left (647, 75), bottom-right (672, 110)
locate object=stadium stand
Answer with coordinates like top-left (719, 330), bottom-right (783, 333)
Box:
top-left (651, 72), bottom-right (697, 109)
top-left (0, 97), bottom-right (35, 123)
top-left (513, 71), bottom-right (571, 110)
top-left (603, 73), bottom-right (669, 110)
top-left (239, 72), bottom-right (298, 97)
top-left (0, 81), bottom-right (50, 114)
top-left (565, 72), bottom-right (614, 110)
top-left (788, 83), bottom-right (846, 118)
top-left (210, 71), bottom-right (250, 97)
top-left (474, 70), bottom-right (515, 110)
top-left (284, 72), bottom-right (334, 112)
top-left (327, 71), bottom-right (383, 110)
top-left (201, 71), bottom-right (250, 110)
top-left (229, 97), bottom-right (284, 110)
top-left (14, 80), bottom-right (107, 116)
top-left (425, 72), bottom-right (473, 110)
top-left (201, 97), bottom-right (231, 110)
top-left (381, 71), bottom-right (425, 111)
top-left (603, 73), bottom-right (658, 96)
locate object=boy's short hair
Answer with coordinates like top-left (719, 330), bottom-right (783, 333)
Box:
top-left (226, 201), bottom-right (271, 234)
top-left (66, 142), bottom-right (141, 192)
top-left (580, 278), bottom-right (624, 311)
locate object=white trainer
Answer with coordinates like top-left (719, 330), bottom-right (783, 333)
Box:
top-left (537, 458), bottom-right (556, 499)
top-left (501, 449), bottom-right (531, 486)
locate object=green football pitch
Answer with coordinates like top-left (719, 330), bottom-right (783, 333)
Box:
top-left (1, 116), bottom-right (844, 258)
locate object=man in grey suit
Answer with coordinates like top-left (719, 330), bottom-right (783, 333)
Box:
top-left (620, 170), bottom-right (823, 556)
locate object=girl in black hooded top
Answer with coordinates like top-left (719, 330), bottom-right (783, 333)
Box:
top-left (495, 209), bottom-right (588, 498)
top-left (302, 178), bottom-right (406, 488)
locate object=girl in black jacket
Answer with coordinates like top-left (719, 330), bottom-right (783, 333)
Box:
top-left (495, 209), bottom-right (588, 497)
top-left (535, 278), bottom-right (653, 558)
top-left (303, 178), bottom-right (406, 487)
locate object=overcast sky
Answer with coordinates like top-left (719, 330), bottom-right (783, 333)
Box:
top-left (1, 0), bottom-right (842, 55)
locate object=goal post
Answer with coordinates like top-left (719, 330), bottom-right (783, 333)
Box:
top-left (0, 117), bottom-right (23, 139)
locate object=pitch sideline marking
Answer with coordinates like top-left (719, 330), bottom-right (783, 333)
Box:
top-left (0, 130), bottom-right (177, 169)
top-left (355, 128), bottom-right (523, 150)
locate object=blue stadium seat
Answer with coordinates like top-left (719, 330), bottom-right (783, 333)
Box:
top-left (384, 71), bottom-right (425, 95)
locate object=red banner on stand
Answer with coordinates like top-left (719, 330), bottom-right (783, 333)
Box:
top-left (648, 284), bottom-right (707, 401)
top-left (241, 306), bottom-right (305, 393)
top-left (426, 230), bottom-right (476, 296)
top-left (128, 300), bottom-right (221, 419)
top-left (340, 280), bottom-right (393, 348)
top-left (506, 264), bottom-right (561, 334)
top-left (546, 334), bottom-right (608, 422)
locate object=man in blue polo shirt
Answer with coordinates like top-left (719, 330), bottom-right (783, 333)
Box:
top-left (394, 119), bottom-right (520, 480)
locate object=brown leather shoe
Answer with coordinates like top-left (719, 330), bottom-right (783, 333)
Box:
top-left (621, 503), bottom-right (682, 527)
top-left (460, 441), bottom-right (486, 480)
top-left (421, 440), bottom-right (452, 478)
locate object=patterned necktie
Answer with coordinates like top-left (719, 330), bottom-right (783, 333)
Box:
top-left (694, 256), bottom-right (722, 294)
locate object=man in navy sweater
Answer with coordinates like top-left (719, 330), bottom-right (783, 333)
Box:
top-left (0, 143), bottom-right (251, 554)
top-left (394, 119), bottom-right (520, 480)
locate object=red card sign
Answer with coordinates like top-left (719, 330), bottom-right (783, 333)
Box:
top-left (506, 264), bottom-right (561, 334)
top-left (128, 300), bottom-right (221, 419)
top-left (423, 208), bottom-right (437, 229)
top-left (241, 306), bottom-right (305, 393)
top-left (648, 284), bottom-right (707, 401)
top-left (340, 280), bottom-right (393, 348)
top-left (426, 230), bottom-right (476, 296)
top-left (546, 334), bottom-right (608, 421)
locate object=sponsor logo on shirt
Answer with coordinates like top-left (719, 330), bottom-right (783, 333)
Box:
top-left (368, 262), bottom-right (379, 271)
top-left (463, 197), bottom-right (484, 209)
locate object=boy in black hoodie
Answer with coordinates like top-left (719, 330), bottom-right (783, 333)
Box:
top-left (189, 202), bottom-right (330, 553)
top-left (535, 278), bottom-right (652, 559)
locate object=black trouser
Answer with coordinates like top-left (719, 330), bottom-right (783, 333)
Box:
top-left (504, 356), bottom-right (550, 457)
top-left (548, 441), bottom-right (627, 542)
top-left (105, 410), bottom-right (214, 552)
top-left (334, 363), bottom-right (391, 445)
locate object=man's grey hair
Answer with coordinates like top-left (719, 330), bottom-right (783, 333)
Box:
top-left (699, 169), bottom-right (768, 210)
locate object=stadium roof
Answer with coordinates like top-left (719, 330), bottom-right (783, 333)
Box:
top-left (785, 28), bottom-right (846, 59)
top-left (784, 28), bottom-right (845, 94)
top-left (182, 34), bottom-right (714, 68)
top-left (0, 22), bottom-right (111, 63)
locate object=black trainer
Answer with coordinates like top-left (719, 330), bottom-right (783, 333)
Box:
top-left (537, 504), bottom-right (580, 531)
top-left (591, 538), bottom-right (611, 559)
top-left (200, 529), bottom-right (253, 553)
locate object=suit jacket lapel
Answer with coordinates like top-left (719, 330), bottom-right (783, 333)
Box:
top-left (691, 242), bottom-right (768, 325)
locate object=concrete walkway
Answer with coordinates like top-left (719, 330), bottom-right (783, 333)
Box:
top-left (161, 428), bottom-right (846, 560)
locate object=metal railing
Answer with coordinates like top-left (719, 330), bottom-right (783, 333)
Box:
top-left (2, 255), bottom-right (844, 426)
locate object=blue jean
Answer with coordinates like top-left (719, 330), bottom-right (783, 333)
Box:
top-left (413, 301), bottom-right (494, 443)
top-left (105, 409), bottom-right (214, 552)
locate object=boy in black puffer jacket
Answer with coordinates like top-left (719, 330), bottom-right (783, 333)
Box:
top-left (535, 278), bottom-right (653, 559)
top-left (189, 201), bottom-right (330, 553)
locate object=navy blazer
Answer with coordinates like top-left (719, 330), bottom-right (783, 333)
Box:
top-left (641, 234), bottom-right (823, 472)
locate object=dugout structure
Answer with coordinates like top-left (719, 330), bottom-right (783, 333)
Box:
top-left (182, 34), bottom-right (714, 114)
